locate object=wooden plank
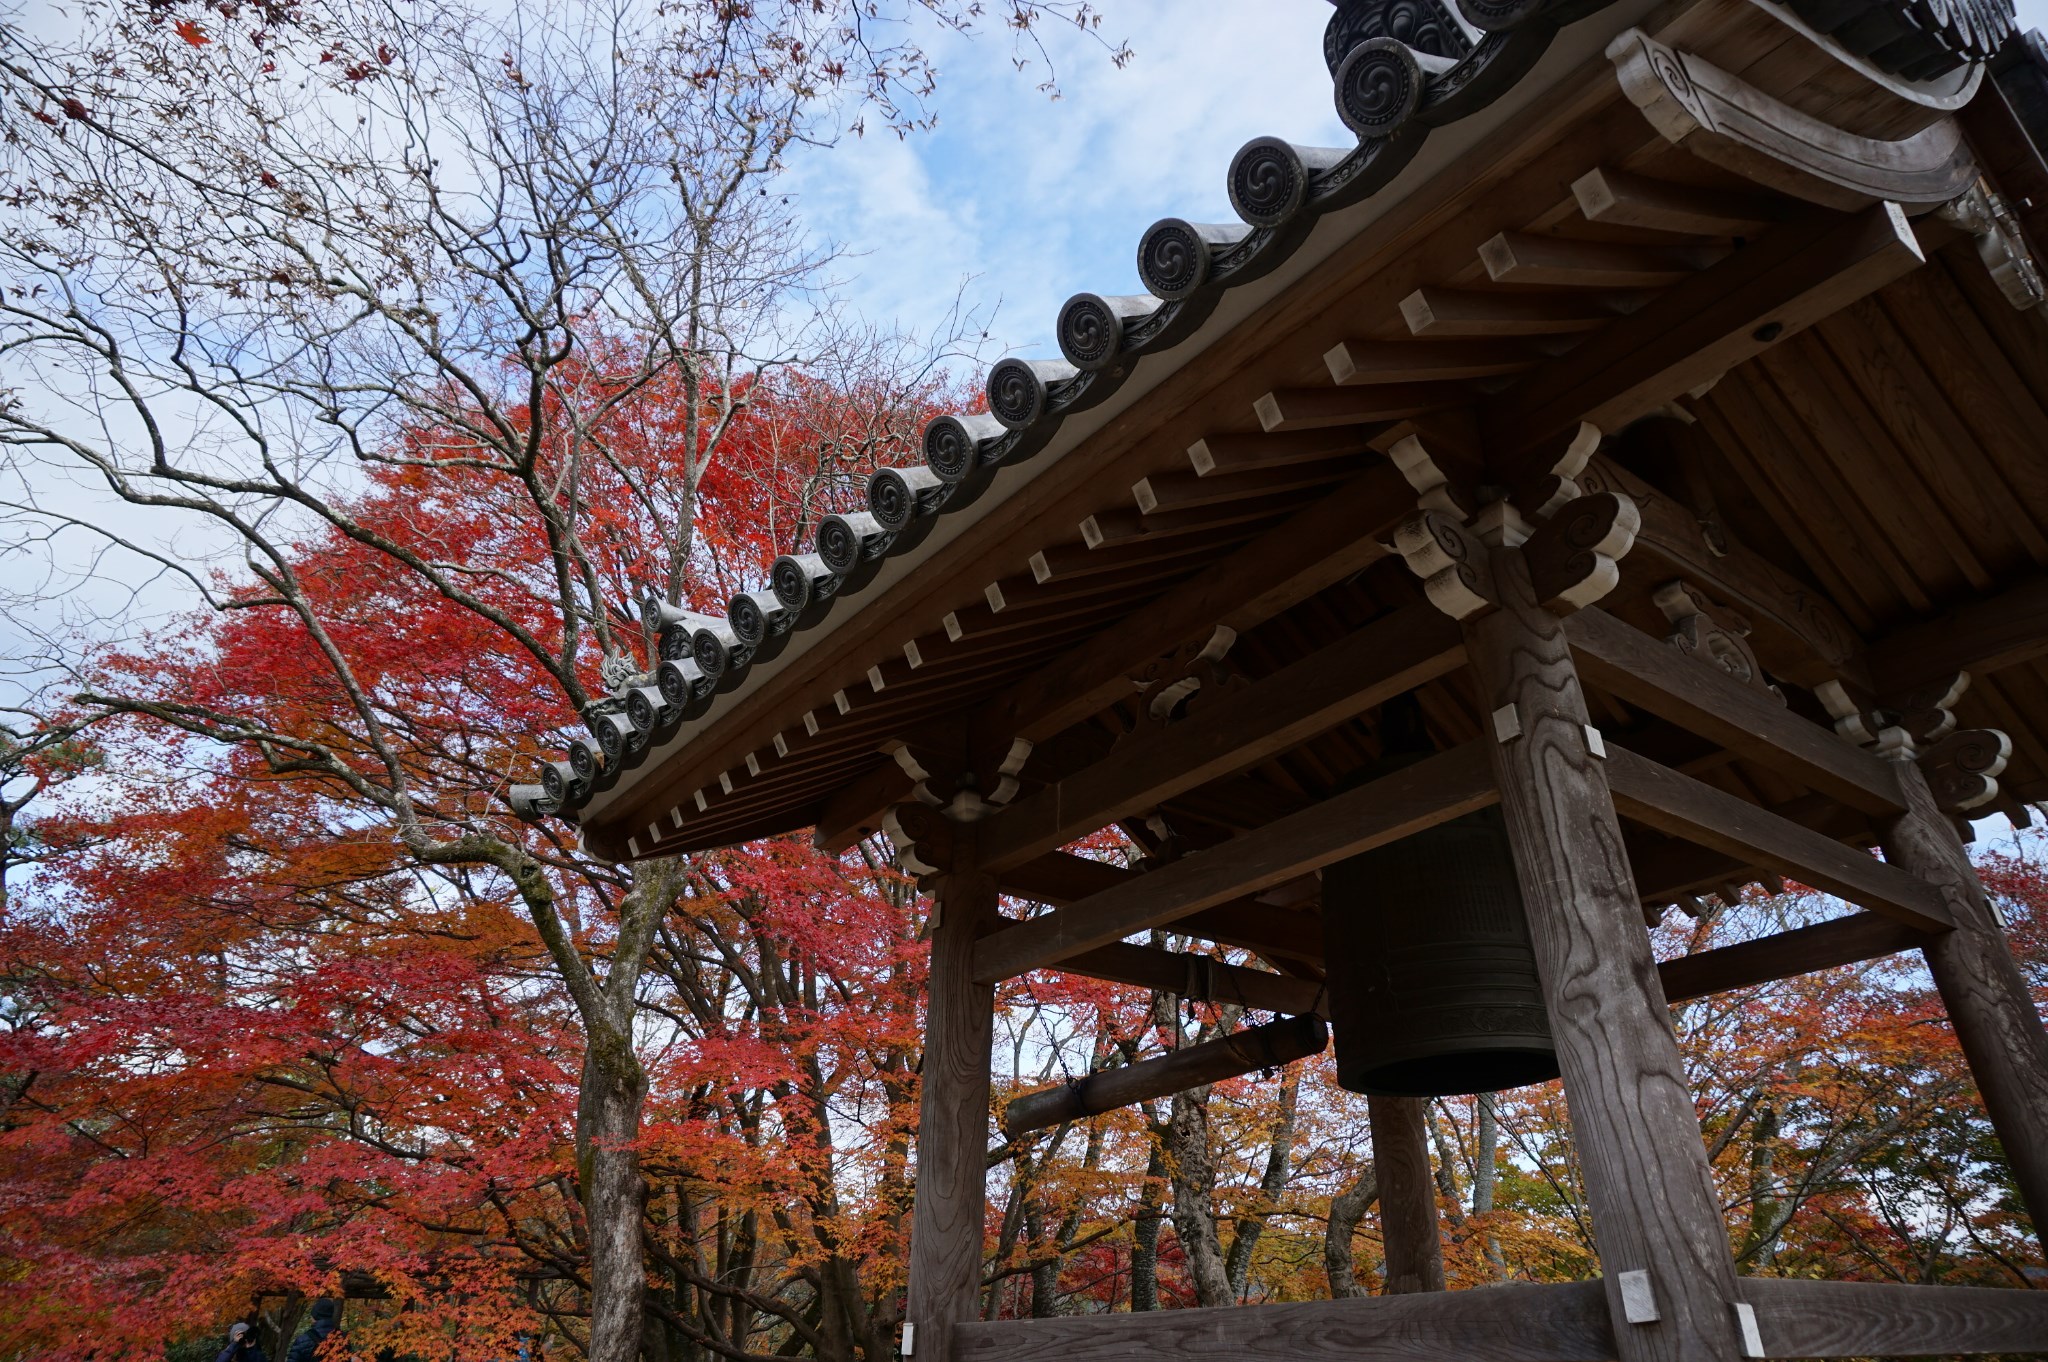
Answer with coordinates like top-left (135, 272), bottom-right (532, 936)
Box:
top-left (1883, 756), bottom-right (2048, 1259)
top-left (1603, 744), bottom-right (1951, 931)
top-left (1869, 574), bottom-right (2048, 693)
top-left (953, 1280), bottom-right (1616, 1362)
top-left (981, 604), bottom-right (1465, 872)
top-left (1465, 549), bottom-right (1746, 1362)
top-left (1187, 428), bottom-right (1375, 476)
top-left (987, 464), bottom-right (1413, 745)
top-left (971, 743), bottom-right (1496, 984)
top-left (1571, 165), bottom-right (1784, 237)
top-left (1565, 607), bottom-right (1900, 816)
top-left (1738, 1277), bottom-right (2048, 1357)
top-left (903, 861), bottom-right (997, 1362)
top-left (1656, 912), bottom-right (1932, 1004)
top-left (1486, 203), bottom-right (1926, 466)
top-left (1056, 941), bottom-right (1324, 1017)
top-left (1133, 456), bottom-right (1358, 514)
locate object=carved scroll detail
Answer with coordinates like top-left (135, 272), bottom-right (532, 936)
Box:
top-left (1918, 728), bottom-right (2012, 813)
top-left (1140, 625), bottom-right (1242, 724)
top-left (1392, 509), bottom-right (1496, 619)
top-left (1606, 28), bottom-right (1979, 209)
top-left (888, 736), bottom-right (1035, 821)
top-left (1654, 580), bottom-right (1783, 703)
top-left (1938, 180), bottom-right (2048, 311)
top-left (1523, 492), bottom-right (1641, 615)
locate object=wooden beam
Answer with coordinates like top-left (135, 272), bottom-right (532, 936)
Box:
top-left (1868, 573), bottom-right (2048, 692)
top-left (1485, 203), bottom-right (1925, 469)
top-left (1603, 744), bottom-right (1952, 931)
top-left (903, 858), bottom-right (997, 1362)
top-left (1882, 756), bottom-right (2048, 1259)
top-left (1566, 607), bottom-right (1901, 816)
top-left (1400, 287), bottom-right (1619, 337)
top-left (1187, 427), bottom-right (1376, 476)
top-left (981, 604), bottom-right (1465, 872)
top-left (1738, 1277), bottom-right (2048, 1357)
top-left (1571, 165), bottom-right (1784, 237)
top-left (985, 463), bottom-right (1413, 746)
top-left (1478, 231), bottom-right (1708, 288)
top-left (1465, 548), bottom-right (1746, 1361)
top-left (1324, 338), bottom-right (1538, 384)
top-left (1001, 1015), bottom-right (1326, 1138)
top-left (1055, 941), bottom-right (1324, 1017)
top-left (1656, 913), bottom-right (1932, 1004)
top-left (1133, 456), bottom-right (1358, 514)
top-left (953, 1280), bottom-right (1614, 1362)
top-left (972, 743), bottom-right (1495, 985)
top-left (1575, 453), bottom-right (1866, 689)
top-left (1253, 383), bottom-right (1464, 432)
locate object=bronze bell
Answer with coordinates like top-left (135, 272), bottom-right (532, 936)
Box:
top-left (1319, 699), bottom-right (1560, 1098)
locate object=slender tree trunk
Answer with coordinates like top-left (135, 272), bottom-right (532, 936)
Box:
top-left (1225, 1074), bottom-right (1298, 1301)
top-left (1747, 1103), bottom-right (1781, 1272)
top-left (579, 1034), bottom-right (651, 1362)
top-left (1324, 1165), bottom-right (1380, 1299)
top-left (1474, 1094), bottom-right (1508, 1279)
top-left (1166, 1088), bottom-right (1234, 1307)
top-left (1131, 1142), bottom-right (1166, 1311)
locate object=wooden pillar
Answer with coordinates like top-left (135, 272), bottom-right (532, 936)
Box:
top-left (1366, 1093), bottom-right (1446, 1294)
top-left (1881, 756), bottom-right (2048, 1259)
top-left (1464, 549), bottom-right (1744, 1362)
top-left (904, 846), bottom-right (997, 1362)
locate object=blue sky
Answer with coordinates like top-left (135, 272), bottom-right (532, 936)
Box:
top-left (787, 0), bottom-right (2048, 367)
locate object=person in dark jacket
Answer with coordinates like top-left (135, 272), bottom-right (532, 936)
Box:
top-left (285, 1299), bottom-right (342, 1362)
top-left (215, 1322), bottom-right (269, 1362)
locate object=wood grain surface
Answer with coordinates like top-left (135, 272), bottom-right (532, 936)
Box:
top-left (1465, 550), bottom-right (1743, 1362)
top-left (1739, 1276), bottom-right (2048, 1356)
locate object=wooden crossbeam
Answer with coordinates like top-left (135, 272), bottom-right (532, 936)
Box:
top-left (954, 1280), bottom-right (1614, 1362)
top-left (1484, 202), bottom-right (1924, 471)
top-left (1566, 607), bottom-right (1901, 816)
top-left (1253, 383), bottom-right (1464, 432)
top-left (1186, 428), bottom-right (1376, 476)
top-left (1572, 165), bottom-right (1784, 237)
top-left (1478, 231), bottom-right (1709, 287)
top-left (1603, 744), bottom-right (1952, 931)
top-left (972, 742), bottom-right (1495, 984)
top-left (1324, 338), bottom-right (1538, 384)
top-left (1400, 287), bottom-right (1619, 336)
top-left (1739, 1277), bottom-right (2048, 1357)
top-left (981, 604), bottom-right (1465, 873)
top-left (1657, 913), bottom-right (1932, 1004)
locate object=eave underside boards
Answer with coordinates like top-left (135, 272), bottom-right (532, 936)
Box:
top-left (584, 6), bottom-right (1887, 858)
top-left (1672, 239), bottom-right (2048, 815)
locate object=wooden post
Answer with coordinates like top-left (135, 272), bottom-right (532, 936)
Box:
top-left (1463, 549), bottom-right (1744, 1362)
top-left (905, 845), bottom-right (997, 1362)
top-left (1881, 757), bottom-right (2048, 1259)
top-left (1366, 1094), bottom-right (1446, 1294)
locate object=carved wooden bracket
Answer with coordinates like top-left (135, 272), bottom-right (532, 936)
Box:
top-left (888, 733), bottom-right (1034, 822)
top-left (1136, 625), bottom-right (1243, 725)
top-left (1653, 579), bottom-right (1783, 704)
top-left (1392, 509), bottom-right (1497, 619)
top-left (1937, 180), bottom-right (2047, 312)
top-left (1523, 492), bottom-right (1641, 615)
top-left (883, 801), bottom-right (956, 879)
top-left (1816, 671), bottom-right (1968, 753)
top-left (1606, 28), bottom-right (1979, 210)
top-left (1917, 727), bottom-right (2012, 814)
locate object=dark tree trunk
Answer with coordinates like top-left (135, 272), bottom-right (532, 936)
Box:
top-left (1130, 1143), bottom-right (1166, 1311)
top-left (579, 1034), bottom-right (651, 1362)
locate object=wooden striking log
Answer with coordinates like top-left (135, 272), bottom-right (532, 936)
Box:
top-left (1465, 547), bottom-right (1745, 1362)
top-left (1656, 913), bottom-right (1933, 1005)
top-left (903, 853), bottom-right (997, 1362)
top-left (972, 742), bottom-right (1497, 985)
top-left (981, 603), bottom-right (1465, 873)
top-left (1738, 1277), bottom-right (2048, 1357)
top-left (1882, 755), bottom-right (2048, 1259)
top-left (1566, 607), bottom-right (1901, 816)
top-left (1368, 1094), bottom-right (1446, 1295)
top-left (1055, 941), bottom-right (1323, 1017)
top-left (1000, 1015), bottom-right (1325, 1138)
top-left (1602, 744), bottom-right (1953, 931)
top-left (952, 1280), bottom-right (1615, 1362)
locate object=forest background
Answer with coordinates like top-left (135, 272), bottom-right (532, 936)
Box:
top-left (1, 1), bottom-right (2046, 1360)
